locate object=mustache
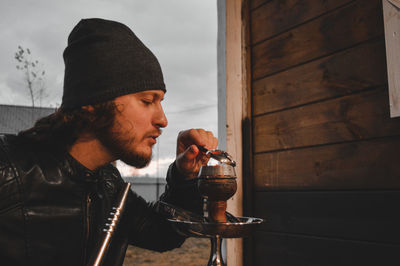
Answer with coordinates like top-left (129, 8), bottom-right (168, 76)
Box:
top-left (145, 129), bottom-right (163, 138)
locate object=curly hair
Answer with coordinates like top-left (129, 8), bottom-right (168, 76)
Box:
top-left (18, 101), bottom-right (117, 152)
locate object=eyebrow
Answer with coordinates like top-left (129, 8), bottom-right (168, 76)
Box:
top-left (139, 91), bottom-right (165, 100)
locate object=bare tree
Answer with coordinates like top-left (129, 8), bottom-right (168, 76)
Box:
top-left (15, 46), bottom-right (47, 107)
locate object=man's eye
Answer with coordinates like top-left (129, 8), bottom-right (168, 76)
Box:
top-left (142, 99), bottom-right (153, 105)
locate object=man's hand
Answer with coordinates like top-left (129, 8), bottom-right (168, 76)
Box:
top-left (175, 129), bottom-right (218, 179)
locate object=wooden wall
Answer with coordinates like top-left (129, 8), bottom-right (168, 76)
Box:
top-left (246, 0), bottom-right (400, 265)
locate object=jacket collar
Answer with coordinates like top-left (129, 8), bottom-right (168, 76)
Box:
top-left (63, 152), bottom-right (104, 183)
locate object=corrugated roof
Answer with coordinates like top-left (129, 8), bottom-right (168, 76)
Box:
top-left (0, 104), bottom-right (56, 135)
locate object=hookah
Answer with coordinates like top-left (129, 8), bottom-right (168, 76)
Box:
top-left (162, 147), bottom-right (264, 266)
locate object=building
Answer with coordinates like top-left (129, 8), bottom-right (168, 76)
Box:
top-left (0, 104), bottom-right (56, 135)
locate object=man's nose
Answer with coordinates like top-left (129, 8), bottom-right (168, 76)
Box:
top-left (155, 106), bottom-right (168, 128)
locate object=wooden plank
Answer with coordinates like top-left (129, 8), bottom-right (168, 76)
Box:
top-left (254, 191), bottom-right (400, 244)
top-left (252, 0), bottom-right (383, 80)
top-left (253, 40), bottom-right (387, 115)
top-left (253, 88), bottom-right (400, 153)
top-left (250, 0), bottom-right (272, 11)
top-left (251, 0), bottom-right (352, 44)
top-left (254, 137), bottom-right (400, 190)
top-left (254, 231), bottom-right (400, 266)
top-left (383, 0), bottom-right (400, 117)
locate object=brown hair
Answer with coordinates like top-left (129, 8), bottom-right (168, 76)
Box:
top-left (18, 101), bottom-right (117, 152)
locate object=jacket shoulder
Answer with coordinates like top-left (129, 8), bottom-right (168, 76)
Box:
top-left (0, 134), bottom-right (43, 173)
top-left (0, 135), bottom-right (23, 211)
top-left (0, 135), bottom-right (19, 182)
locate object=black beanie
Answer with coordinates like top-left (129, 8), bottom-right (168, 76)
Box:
top-left (61, 18), bottom-right (166, 109)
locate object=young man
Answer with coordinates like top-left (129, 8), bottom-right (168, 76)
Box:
top-left (0, 18), bottom-right (217, 265)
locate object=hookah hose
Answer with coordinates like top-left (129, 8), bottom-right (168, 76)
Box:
top-left (88, 182), bottom-right (131, 266)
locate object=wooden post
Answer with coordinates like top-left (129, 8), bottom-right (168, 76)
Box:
top-left (220, 0), bottom-right (250, 265)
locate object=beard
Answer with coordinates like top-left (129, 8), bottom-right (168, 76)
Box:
top-left (97, 124), bottom-right (152, 169)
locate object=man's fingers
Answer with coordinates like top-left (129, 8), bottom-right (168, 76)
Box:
top-left (176, 128), bottom-right (218, 165)
top-left (191, 128), bottom-right (208, 147)
top-left (207, 131), bottom-right (218, 150)
top-left (177, 129), bottom-right (204, 154)
top-left (175, 129), bottom-right (218, 178)
top-left (212, 138), bottom-right (218, 150)
top-left (195, 129), bottom-right (217, 150)
top-left (182, 145), bottom-right (199, 161)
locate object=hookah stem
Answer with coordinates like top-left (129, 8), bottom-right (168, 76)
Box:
top-left (209, 235), bottom-right (225, 266)
top-left (90, 182), bottom-right (131, 266)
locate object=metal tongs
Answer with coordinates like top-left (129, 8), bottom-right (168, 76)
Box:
top-left (198, 146), bottom-right (237, 167)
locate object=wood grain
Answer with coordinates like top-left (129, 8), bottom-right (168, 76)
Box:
top-left (247, 1), bottom-right (399, 265)
top-left (253, 137), bottom-right (400, 190)
top-left (225, 0), bottom-right (247, 264)
top-left (252, 0), bottom-right (383, 80)
top-left (250, 0), bottom-right (272, 11)
top-left (254, 231), bottom-right (400, 266)
top-left (253, 191), bottom-right (400, 244)
top-left (253, 88), bottom-right (400, 153)
top-left (251, 0), bottom-right (352, 44)
top-left (252, 39), bottom-right (387, 115)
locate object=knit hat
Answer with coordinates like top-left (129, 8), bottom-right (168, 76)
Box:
top-left (61, 18), bottom-right (166, 109)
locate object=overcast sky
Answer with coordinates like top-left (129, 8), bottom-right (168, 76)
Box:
top-left (0, 0), bottom-right (218, 177)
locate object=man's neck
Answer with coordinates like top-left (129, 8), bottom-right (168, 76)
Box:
top-left (69, 136), bottom-right (115, 170)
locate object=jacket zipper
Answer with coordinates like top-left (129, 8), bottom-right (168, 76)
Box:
top-left (83, 194), bottom-right (91, 264)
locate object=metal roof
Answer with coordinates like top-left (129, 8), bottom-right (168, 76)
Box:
top-left (0, 104), bottom-right (56, 135)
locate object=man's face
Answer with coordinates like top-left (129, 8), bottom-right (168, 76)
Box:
top-left (98, 90), bottom-right (168, 168)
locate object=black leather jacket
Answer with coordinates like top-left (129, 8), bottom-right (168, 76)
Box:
top-left (0, 135), bottom-right (202, 266)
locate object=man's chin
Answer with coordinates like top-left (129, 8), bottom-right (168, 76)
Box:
top-left (120, 152), bottom-right (152, 169)
top-left (100, 133), bottom-right (153, 168)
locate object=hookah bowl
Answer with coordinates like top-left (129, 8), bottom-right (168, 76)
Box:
top-left (197, 164), bottom-right (237, 223)
top-left (167, 151), bottom-right (264, 266)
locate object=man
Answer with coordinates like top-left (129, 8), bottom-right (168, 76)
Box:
top-left (0, 18), bottom-right (217, 265)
